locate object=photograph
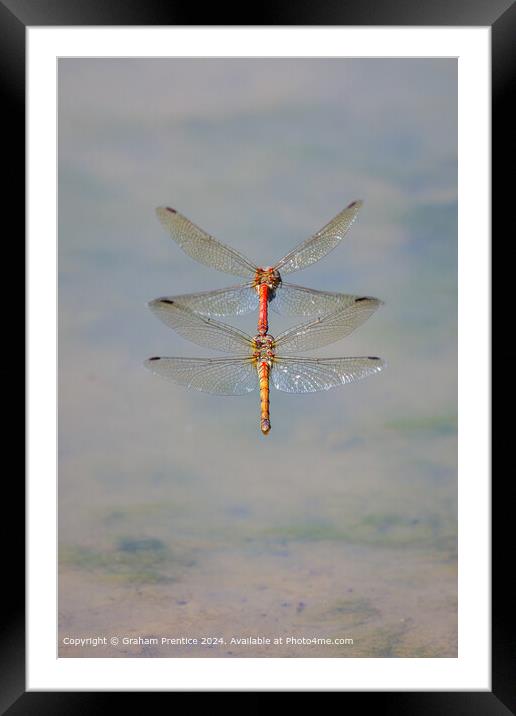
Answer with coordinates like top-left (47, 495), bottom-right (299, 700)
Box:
top-left (57, 57), bottom-right (458, 659)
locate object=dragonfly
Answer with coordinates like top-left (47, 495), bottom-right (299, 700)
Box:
top-left (155, 200), bottom-right (365, 335)
top-left (145, 298), bottom-right (384, 435)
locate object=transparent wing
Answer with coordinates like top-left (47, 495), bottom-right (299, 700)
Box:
top-left (271, 356), bottom-right (385, 393)
top-left (156, 207), bottom-right (257, 279)
top-left (157, 284), bottom-right (259, 318)
top-left (275, 297), bottom-right (382, 354)
top-left (272, 282), bottom-right (362, 317)
top-left (148, 299), bottom-right (252, 354)
top-left (274, 200), bottom-right (363, 275)
top-left (145, 357), bottom-right (258, 395)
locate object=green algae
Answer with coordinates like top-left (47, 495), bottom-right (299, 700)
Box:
top-left (59, 537), bottom-right (194, 585)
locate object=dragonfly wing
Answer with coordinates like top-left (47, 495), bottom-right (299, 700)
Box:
top-left (274, 200), bottom-right (363, 275)
top-left (156, 207), bottom-right (257, 279)
top-left (145, 357), bottom-right (258, 395)
top-left (148, 299), bottom-right (252, 353)
top-left (275, 297), bottom-right (382, 354)
top-left (271, 356), bottom-right (385, 393)
top-left (158, 284), bottom-right (259, 318)
top-left (273, 282), bottom-right (362, 317)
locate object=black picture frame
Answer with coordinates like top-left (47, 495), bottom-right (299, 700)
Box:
top-left (6, 0), bottom-right (509, 709)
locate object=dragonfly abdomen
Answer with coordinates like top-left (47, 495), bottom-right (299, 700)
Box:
top-left (258, 361), bottom-right (271, 435)
top-left (258, 284), bottom-right (269, 335)
top-left (254, 267), bottom-right (281, 335)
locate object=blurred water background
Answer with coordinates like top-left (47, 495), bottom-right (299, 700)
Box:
top-left (58, 58), bottom-right (457, 657)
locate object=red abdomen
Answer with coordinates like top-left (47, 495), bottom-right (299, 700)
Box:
top-left (258, 284), bottom-right (269, 335)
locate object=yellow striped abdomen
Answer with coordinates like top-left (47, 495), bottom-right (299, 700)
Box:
top-left (258, 361), bottom-right (271, 435)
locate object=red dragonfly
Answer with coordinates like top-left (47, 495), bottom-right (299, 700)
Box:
top-left (155, 200), bottom-right (364, 335)
top-left (145, 298), bottom-right (384, 435)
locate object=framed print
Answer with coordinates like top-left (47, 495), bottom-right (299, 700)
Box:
top-left (6, 0), bottom-right (509, 708)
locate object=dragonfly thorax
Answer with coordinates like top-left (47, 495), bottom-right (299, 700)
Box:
top-left (254, 267), bottom-right (281, 291)
top-left (253, 333), bottom-right (275, 363)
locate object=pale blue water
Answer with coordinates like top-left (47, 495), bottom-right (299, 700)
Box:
top-left (58, 58), bottom-right (457, 657)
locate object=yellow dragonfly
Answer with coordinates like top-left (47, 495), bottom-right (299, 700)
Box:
top-left (145, 298), bottom-right (384, 434)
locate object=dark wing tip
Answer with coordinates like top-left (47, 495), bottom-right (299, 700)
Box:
top-left (347, 199), bottom-right (363, 208)
top-left (148, 298), bottom-right (174, 309)
top-left (368, 357), bottom-right (387, 369)
top-left (354, 296), bottom-right (383, 307)
top-left (355, 296), bottom-right (384, 308)
top-left (165, 207), bottom-right (177, 213)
